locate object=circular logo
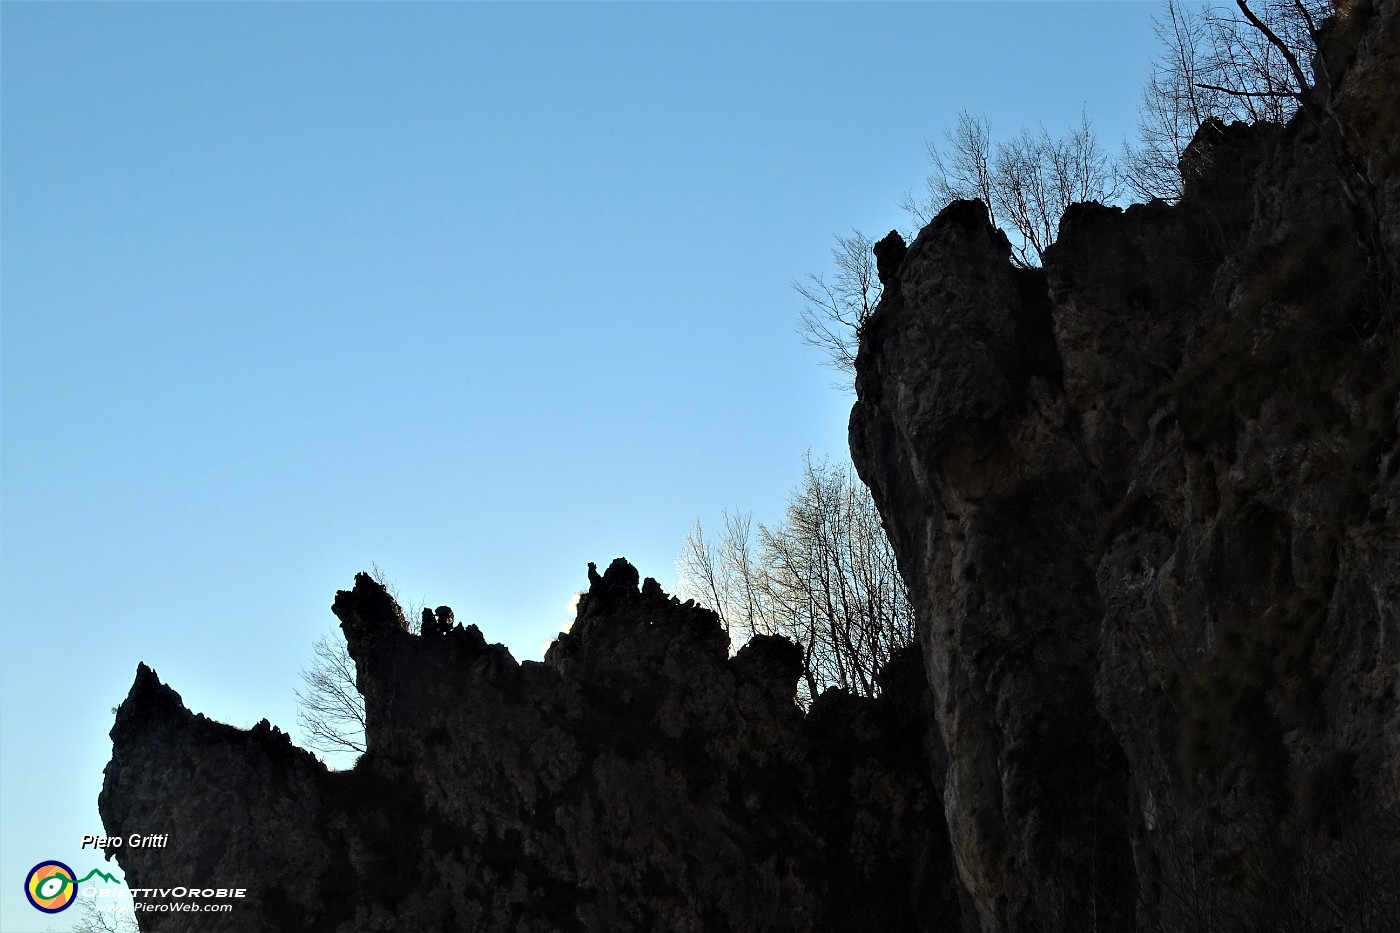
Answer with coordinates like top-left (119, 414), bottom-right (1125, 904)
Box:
top-left (24, 861), bottom-right (77, 913)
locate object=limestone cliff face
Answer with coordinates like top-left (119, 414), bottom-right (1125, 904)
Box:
top-left (849, 2), bottom-right (1399, 931)
top-left (101, 560), bottom-right (951, 932)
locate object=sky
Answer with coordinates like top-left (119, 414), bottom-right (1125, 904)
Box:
top-left (1, 2), bottom-right (1163, 929)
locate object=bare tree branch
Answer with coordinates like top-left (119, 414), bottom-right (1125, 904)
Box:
top-left (295, 631), bottom-right (367, 758)
top-left (906, 108), bottom-right (1118, 266)
top-left (293, 563), bottom-right (427, 760)
top-left (64, 896), bottom-right (140, 933)
top-left (794, 229), bottom-right (882, 380)
top-left (1124, 0), bottom-right (1329, 202)
top-left (1193, 82), bottom-right (1297, 96)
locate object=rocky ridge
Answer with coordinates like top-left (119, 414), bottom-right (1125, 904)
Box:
top-left (101, 560), bottom-right (948, 932)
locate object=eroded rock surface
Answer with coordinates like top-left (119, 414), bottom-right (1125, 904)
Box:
top-left (849, 2), bottom-right (1399, 931)
top-left (101, 560), bottom-right (951, 932)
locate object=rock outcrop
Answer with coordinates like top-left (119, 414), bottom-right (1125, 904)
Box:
top-left (849, 1), bottom-right (1399, 931)
top-left (101, 4), bottom-right (1400, 932)
top-left (101, 560), bottom-right (952, 932)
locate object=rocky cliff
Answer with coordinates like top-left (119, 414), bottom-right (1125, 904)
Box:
top-left (849, 1), bottom-right (1399, 930)
top-left (101, 560), bottom-right (951, 932)
top-left (101, 3), bottom-right (1399, 932)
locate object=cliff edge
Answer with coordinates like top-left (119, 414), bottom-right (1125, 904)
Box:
top-left (849, 1), bottom-right (1398, 930)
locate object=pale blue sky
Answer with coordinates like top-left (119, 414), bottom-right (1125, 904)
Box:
top-left (2, 2), bottom-right (1160, 928)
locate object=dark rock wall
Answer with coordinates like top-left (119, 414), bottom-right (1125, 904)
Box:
top-left (101, 560), bottom-right (953, 932)
top-left (849, 2), bottom-right (1399, 931)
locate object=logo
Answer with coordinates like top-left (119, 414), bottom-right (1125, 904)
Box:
top-left (24, 861), bottom-right (77, 913)
top-left (23, 862), bottom-right (124, 913)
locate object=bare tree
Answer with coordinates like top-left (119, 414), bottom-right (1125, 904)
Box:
top-left (901, 111), bottom-right (996, 230)
top-left (1128, 0), bottom-right (1389, 302)
top-left (62, 897), bottom-right (139, 933)
top-left (903, 109), bottom-right (1119, 267)
top-left (794, 229), bottom-right (882, 379)
top-left (800, 114), bottom-right (1114, 380)
top-left (294, 564), bottom-right (424, 761)
top-left (679, 456), bottom-right (916, 705)
top-left (1122, 1), bottom-right (1220, 202)
top-left (1123, 0), bottom-right (1328, 201)
top-left (295, 630), bottom-right (367, 758)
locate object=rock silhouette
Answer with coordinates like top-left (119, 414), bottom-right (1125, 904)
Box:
top-left (100, 0), bottom-right (1399, 929)
top-left (849, 2), bottom-right (1399, 928)
top-left (102, 560), bottom-right (949, 932)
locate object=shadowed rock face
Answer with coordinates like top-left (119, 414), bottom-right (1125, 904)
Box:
top-left (849, 2), bottom-right (1399, 931)
top-left (101, 559), bottom-right (953, 933)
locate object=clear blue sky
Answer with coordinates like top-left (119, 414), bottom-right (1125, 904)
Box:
top-left (1, 2), bottom-right (1161, 928)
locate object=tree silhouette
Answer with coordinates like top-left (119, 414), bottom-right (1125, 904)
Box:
top-left (679, 456), bottom-right (916, 705)
top-left (902, 109), bottom-right (1119, 266)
